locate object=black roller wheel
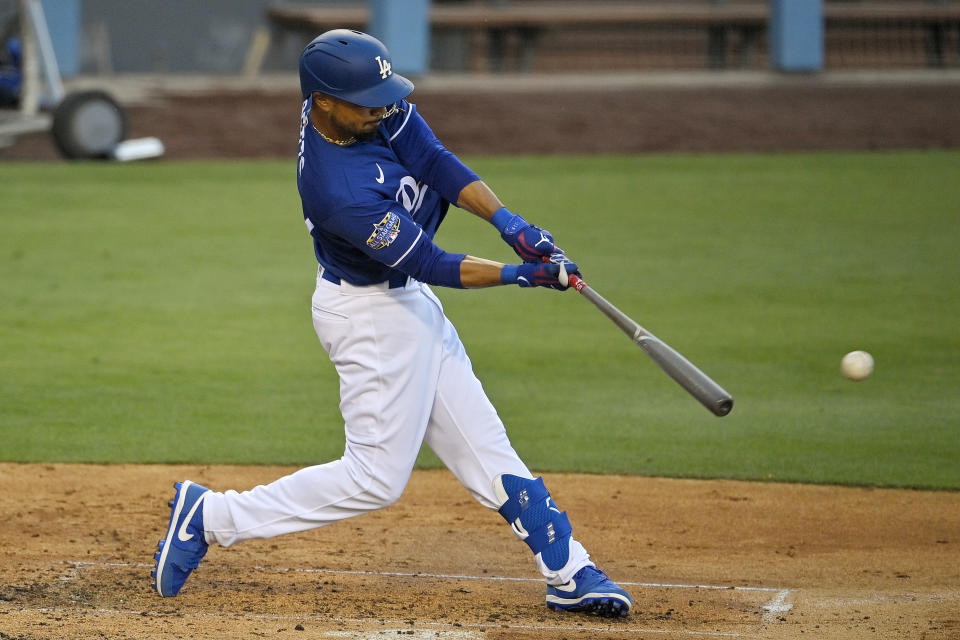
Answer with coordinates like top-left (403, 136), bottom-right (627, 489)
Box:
top-left (51, 90), bottom-right (127, 159)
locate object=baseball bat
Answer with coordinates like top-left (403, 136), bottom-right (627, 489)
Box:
top-left (560, 265), bottom-right (734, 417)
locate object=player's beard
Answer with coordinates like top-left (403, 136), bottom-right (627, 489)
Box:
top-left (330, 112), bottom-right (379, 143)
top-left (355, 128), bottom-right (379, 142)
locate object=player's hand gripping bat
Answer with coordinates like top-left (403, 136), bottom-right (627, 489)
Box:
top-left (558, 263), bottom-right (734, 417)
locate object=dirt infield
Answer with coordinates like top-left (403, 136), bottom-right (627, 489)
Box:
top-left (3, 76), bottom-right (960, 160)
top-left (1, 463), bottom-right (958, 639)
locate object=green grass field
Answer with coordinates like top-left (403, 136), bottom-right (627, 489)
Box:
top-left (2, 152), bottom-right (958, 488)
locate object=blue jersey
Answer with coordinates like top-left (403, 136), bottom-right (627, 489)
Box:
top-left (297, 98), bottom-right (479, 286)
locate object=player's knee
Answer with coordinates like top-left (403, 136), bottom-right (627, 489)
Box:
top-left (351, 477), bottom-right (404, 509)
top-left (342, 450), bottom-right (409, 508)
top-left (493, 474), bottom-right (572, 571)
top-left (350, 468), bottom-right (407, 509)
top-left (374, 484), bottom-right (405, 508)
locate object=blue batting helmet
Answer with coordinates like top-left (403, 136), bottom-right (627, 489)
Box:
top-left (299, 29), bottom-right (414, 107)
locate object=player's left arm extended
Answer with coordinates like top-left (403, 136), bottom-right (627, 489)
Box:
top-left (385, 101), bottom-right (559, 262)
top-left (317, 203), bottom-right (573, 291)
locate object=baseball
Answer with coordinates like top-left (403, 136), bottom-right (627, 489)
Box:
top-left (841, 350), bottom-right (874, 381)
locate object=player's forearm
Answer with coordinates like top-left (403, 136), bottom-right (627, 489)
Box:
top-left (395, 242), bottom-right (500, 289)
top-left (456, 180), bottom-right (504, 221)
top-left (460, 255), bottom-right (507, 288)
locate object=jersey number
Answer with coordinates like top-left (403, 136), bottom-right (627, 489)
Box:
top-left (396, 176), bottom-right (428, 217)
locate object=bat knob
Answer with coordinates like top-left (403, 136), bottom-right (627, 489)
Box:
top-left (715, 397), bottom-right (734, 417)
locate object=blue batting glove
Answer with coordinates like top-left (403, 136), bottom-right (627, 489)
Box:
top-left (545, 250), bottom-right (581, 288)
top-left (546, 250), bottom-right (577, 268)
top-left (490, 207), bottom-right (556, 262)
top-left (501, 256), bottom-right (579, 290)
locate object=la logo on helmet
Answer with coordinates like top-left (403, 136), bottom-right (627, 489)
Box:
top-left (375, 55), bottom-right (392, 80)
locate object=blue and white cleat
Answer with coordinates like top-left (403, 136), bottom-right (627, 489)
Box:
top-left (152, 480), bottom-right (211, 597)
top-left (546, 566), bottom-right (633, 617)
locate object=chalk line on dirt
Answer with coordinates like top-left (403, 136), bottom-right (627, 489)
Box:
top-left (67, 560), bottom-right (792, 593)
top-left (284, 566), bottom-right (791, 593)
top-left (760, 589), bottom-right (794, 623)
top-left (810, 592), bottom-right (960, 608)
top-left (324, 631), bottom-right (482, 640)
top-left (63, 560), bottom-right (794, 631)
top-left (7, 606), bottom-right (751, 638)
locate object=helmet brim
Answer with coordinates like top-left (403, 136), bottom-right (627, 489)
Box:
top-left (337, 72), bottom-right (415, 108)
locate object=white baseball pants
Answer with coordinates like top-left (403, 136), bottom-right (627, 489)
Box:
top-left (202, 271), bottom-right (590, 584)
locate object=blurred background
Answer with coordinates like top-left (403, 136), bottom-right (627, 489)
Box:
top-left (4, 0), bottom-right (960, 75)
top-left (1, 0), bottom-right (960, 159)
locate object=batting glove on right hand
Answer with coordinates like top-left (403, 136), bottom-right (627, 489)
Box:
top-left (501, 255), bottom-right (579, 290)
top-left (490, 208), bottom-right (557, 262)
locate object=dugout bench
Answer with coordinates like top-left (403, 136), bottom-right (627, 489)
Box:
top-left (263, 2), bottom-right (769, 72)
top-left (261, 1), bottom-right (960, 73)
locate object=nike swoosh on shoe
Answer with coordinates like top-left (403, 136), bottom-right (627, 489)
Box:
top-left (177, 490), bottom-right (207, 542)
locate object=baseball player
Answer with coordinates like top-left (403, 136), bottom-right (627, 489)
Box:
top-left (153, 29), bottom-right (632, 618)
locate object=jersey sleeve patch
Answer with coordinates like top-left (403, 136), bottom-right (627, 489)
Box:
top-left (366, 212), bottom-right (401, 250)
